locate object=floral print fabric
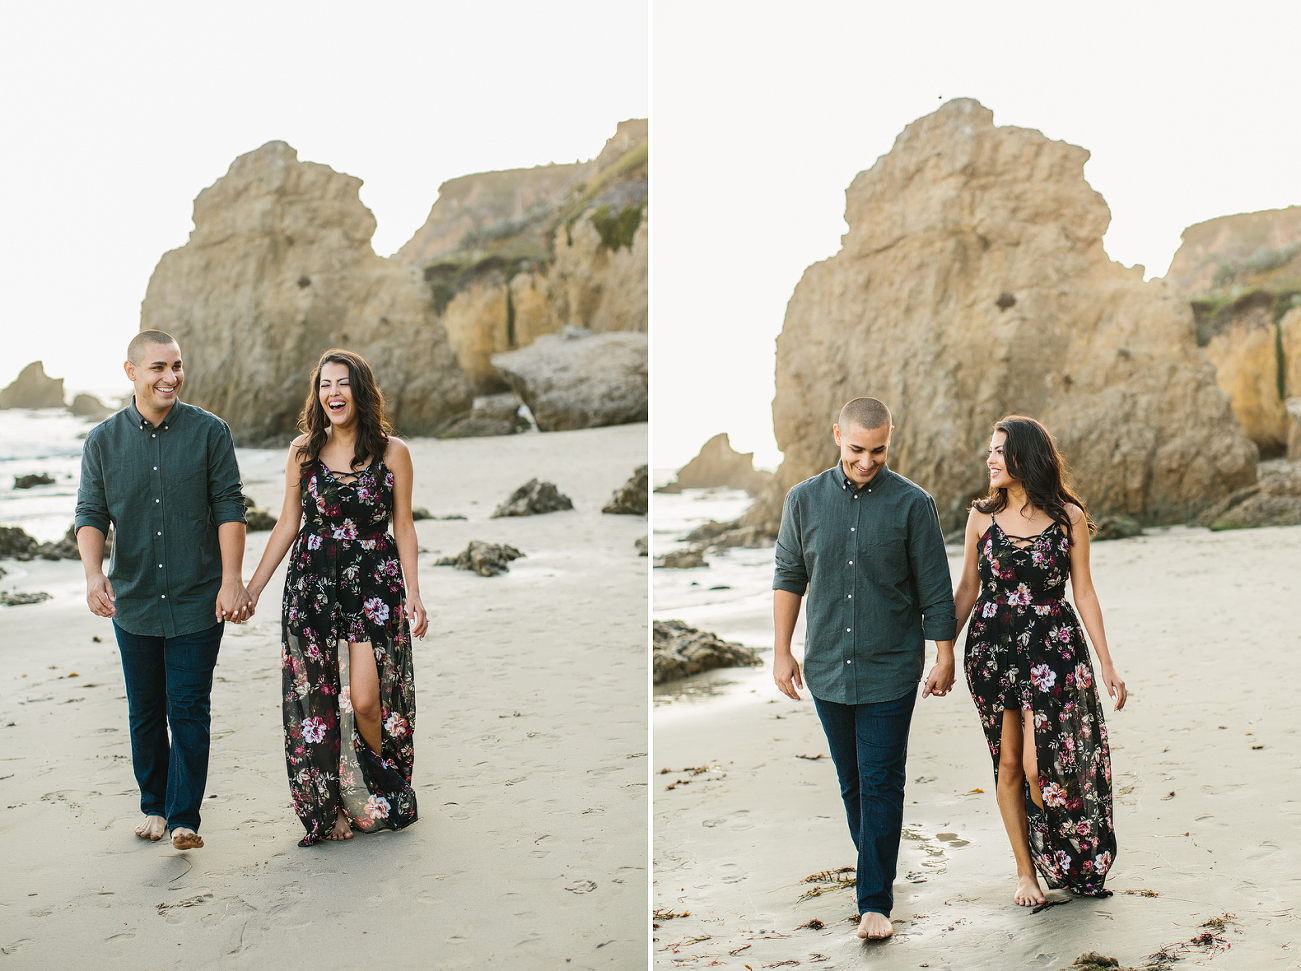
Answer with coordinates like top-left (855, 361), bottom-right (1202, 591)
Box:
top-left (964, 520), bottom-right (1116, 896)
top-left (281, 459), bottom-right (417, 846)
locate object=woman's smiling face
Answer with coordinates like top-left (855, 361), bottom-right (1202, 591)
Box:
top-left (318, 362), bottom-right (355, 428)
top-left (987, 429), bottom-right (1016, 489)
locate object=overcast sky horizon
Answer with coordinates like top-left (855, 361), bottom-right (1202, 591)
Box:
top-left (0, 1), bottom-right (648, 397)
top-left (653, 1), bottom-right (1301, 471)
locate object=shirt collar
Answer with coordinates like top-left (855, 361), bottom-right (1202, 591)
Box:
top-left (835, 463), bottom-right (892, 493)
top-left (128, 396), bottom-right (182, 432)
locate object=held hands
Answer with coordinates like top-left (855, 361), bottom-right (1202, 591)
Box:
top-left (215, 578), bottom-right (254, 624)
top-left (1101, 663), bottom-right (1127, 711)
top-left (773, 652), bottom-right (803, 701)
top-left (86, 573), bottom-right (116, 618)
top-left (922, 653), bottom-right (956, 698)
top-left (406, 592), bottom-right (429, 639)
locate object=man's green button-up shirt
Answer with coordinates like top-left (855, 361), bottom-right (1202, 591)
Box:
top-left (75, 399), bottom-right (246, 638)
top-left (773, 465), bottom-right (957, 705)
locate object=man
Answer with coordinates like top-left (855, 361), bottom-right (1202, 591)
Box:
top-left (772, 396), bottom-right (956, 940)
top-left (76, 330), bottom-right (252, 850)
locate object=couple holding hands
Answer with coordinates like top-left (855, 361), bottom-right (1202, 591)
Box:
top-left (76, 332), bottom-right (423, 849)
top-left (772, 396), bottom-right (1127, 940)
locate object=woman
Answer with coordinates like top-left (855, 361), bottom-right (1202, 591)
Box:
top-left (247, 348), bottom-right (427, 846)
top-left (954, 416), bottom-right (1126, 905)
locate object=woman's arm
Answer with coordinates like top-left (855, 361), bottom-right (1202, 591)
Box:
top-left (952, 507), bottom-right (987, 640)
top-left (246, 442), bottom-right (307, 606)
top-left (1066, 504), bottom-right (1126, 710)
top-left (385, 437), bottom-right (428, 639)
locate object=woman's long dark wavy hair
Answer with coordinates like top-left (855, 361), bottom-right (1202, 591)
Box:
top-left (296, 349), bottom-right (392, 474)
top-left (973, 415), bottom-right (1095, 538)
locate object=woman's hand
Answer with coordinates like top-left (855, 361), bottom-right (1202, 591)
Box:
top-left (1100, 663), bottom-right (1127, 711)
top-left (406, 592), bottom-right (428, 639)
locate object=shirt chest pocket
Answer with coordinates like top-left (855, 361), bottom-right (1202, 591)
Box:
top-left (858, 521), bottom-right (908, 568)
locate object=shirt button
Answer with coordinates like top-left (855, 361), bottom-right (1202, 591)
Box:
top-left (846, 659), bottom-right (853, 665)
top-left (158, 564), bottom-right (163, 568)
top-left (155, 498), bottom-right (160, 503)
top-left (846, 628), bottom-right (852, 632)
top-left (850, 527), bottom-right (855, 532)
top-left (848, 560), bottom-right (853, 565)
top-left (156, 531), bottom-right (162, 536)
top-left (847, 594), bottom-right (852, 599)
top-left (153, 466), bottom-right (158, 471)
top-left (160, 595), bottom-right (166, 599)
top-left (151, 433), bottom-right (156, 438)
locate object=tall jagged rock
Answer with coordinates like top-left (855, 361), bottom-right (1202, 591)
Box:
top-left (656, 433), bottom-right (773, 496)
top-left (1165, 207), bottom-right (1301, 456)
top-left (393, 120), bottom-right (648, 392)
top-left (760, 99), bottom-right (1256, 532)
top-left (140, 141), bottom-right (473, 445)
top-left (0, 362), bottom-right (65, 409)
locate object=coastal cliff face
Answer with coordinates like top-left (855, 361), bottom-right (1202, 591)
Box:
top-left (760, 99), bottom-right (1256, 532)
top-left (393, 120), bottom-right (648, 392)
top-left (140, 141), bottom-right (473, 446)
top-left (1165, 207), bottom-right (1301, 456)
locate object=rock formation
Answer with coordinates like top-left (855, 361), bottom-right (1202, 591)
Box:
top-left (436, 393), bottom-right (531, 438)
top-left (69, 393), bottom-right (113, 420)
top-left (656, 433), bottom-right (773, 496)
top-left (1166, 209), bottom-right (1301, 456)
top-left (1195, 464), bottom-right (1301, 531)
top-left (654, 546), bottom-right (707, 569)
top-left (752, 99), bottom-right (1256, 534)
top-left (491, 329), bottom-right (647, 432)
top-left (0, 362), bottom-right (64, 409)
top-left (139, 141), bottom-right (473, 446)
top-left (490, 479), bottom-right (574, 518)
top-left (602, 465), bottom-right (648, 515)
top-left (14, 473), bottom-right (55, 489)
top-left (435, 541), bottom-right (524, 577)
top-left (394, 120), bottom-right (648, 393)
top-left (653, 620), bottom-right (762, 684)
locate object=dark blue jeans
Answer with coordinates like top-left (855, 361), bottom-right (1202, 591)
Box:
top-left (113, 621), bottom-right (223, 832)
top-left (813, 688), bottom-right (917, 917)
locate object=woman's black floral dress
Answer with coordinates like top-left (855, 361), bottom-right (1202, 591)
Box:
top-left (964, 519), bottom-right (1116, 896)
top-left (281, 459), bottom-right (417, 846)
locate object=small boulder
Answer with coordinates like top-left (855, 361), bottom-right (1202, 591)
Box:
top-left (14, 473), bottom-right (55, 489)
top-left (1196, 465), bottom-right (1301, 530)
top-left (0, 591), bottom-right (53, 606)
top-left (0, 526), bottom-right (39, 559)
top-left (242, 496), bottom-right (278, 532)
top-left (491, 329), bottom-right (647, 432)
top-left (603, 465), bottom-right (648, 515)
top-left (437, 393), bottom-right (532, 438)
top-left (412, 507), bottom-right (432, 521)
top-left (435, 540), bottom-right (525, 577)
top-left (655, 546), bottom-right (707, 569)
top-left (69, 393), bottom-right (113, 420)
top-left (635, 535), bottom-right (648, 556)
top-left (653, 619), bottom-right (762, 683)
top-left (490, 479), bottom-right (574, 518)
top-left (0, 362), bottom-right (65, 409)
top-left (1092, 516), bottom-right (1143, 541)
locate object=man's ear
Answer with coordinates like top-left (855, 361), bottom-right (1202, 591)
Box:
top-left (832, 422), bottom-right (841, 446)
top-left (123, 360), bottom-right (135, 382)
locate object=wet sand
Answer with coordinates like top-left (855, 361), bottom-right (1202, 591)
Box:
top-left (0, 423), bottom-right (647, 970)
top-left (653, 523), bottom-right (1300, 969)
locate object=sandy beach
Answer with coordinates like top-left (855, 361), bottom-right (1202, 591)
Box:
top-left (653, 510), bottom-right (1299, 969)
top-left (0, 422), bottom-right (648, 970)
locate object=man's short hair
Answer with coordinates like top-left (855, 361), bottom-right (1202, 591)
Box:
top-left (127, 330), bottom-right (178, 365)
top-left (838, 397), bottom-right (892, 431)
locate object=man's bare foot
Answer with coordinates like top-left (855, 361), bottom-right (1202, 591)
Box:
top-left (135, 815), bottom-right (166, 841)
top-left (325, 810), bottom-right (353, 841)
top-left (855, 912), bottom-right (893, 940)
top-left (171, 828), bottom-right (204, 850)
top-left (1015, 873), bottom-right (1046, 907)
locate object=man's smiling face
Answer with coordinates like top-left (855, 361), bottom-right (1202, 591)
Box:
top-left (125, 341), bottom-right (183, 420)
top-left (834, 420), bottom-right (892, 486)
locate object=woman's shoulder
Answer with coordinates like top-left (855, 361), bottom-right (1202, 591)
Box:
top-left (382, 435), bottom-right (409, 459)
top-left (1063, 503), bottom-right (1086, 526)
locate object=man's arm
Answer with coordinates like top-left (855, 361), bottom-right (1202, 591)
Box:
top-left (74, 437), bottom-right (115, 618)
top-left (908, 495), bottom-right (958, 699)
top-left (208, 422), bottom-right (252, 623)
top-left (772, 489), bottom-right (808, 700)
top-left (215, 521), bottom-right (251, 623)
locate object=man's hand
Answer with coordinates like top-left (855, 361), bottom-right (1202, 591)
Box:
top-left (922, 653), bottom-right (955, 698)
top-left (86, 573), bottom-right (116, 618)
top-left (773, 652), bottom-right (804, 700)
top-left (215, 579), bottom-right (253, 624)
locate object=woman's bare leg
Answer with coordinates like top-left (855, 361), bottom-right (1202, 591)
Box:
top-left (996, 708), bottom-right (1045, 906)
top-left (348, 641), bottom-right (383, 756)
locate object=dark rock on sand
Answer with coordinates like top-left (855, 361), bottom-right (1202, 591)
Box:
top-left (602, 465), bottom-right (648, 515)
top-left (635, 535), bottom-right (648, 556)
top-left (655, 433), bottom-right (773, 497)
top-left (14, 473), bottom-right (56, 489)
top-left (1195, 464), bottom-right (1301, 530)
top-left (655, 546), bottom-right (708, 569)
top-left (654, 619), bottom-right (762, 684)
top-left (242, 496), bottom-right (278, 532)
top-left (491, 328), bottom-right (647, 432)
top-left (69, 393), bottom-right (113, 420)
top-left (1093, 516), bottom-right (1144, 541)
top-left (0, 591), bottom-right (53, 606)
top-left (436, 393), bottom-right (532, 438)
top-left (0, 362), bottom-right (65, 409)
top-left (412, 507), bottom-right (432, 521)
top-left (435, 540), bottom-right (525, 577)
top-left (490, 479), bottom-right (574, 518)
top-left (0, 526), bottom-right (39, 559)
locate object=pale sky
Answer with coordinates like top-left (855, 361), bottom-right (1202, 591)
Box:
top-left (653, 1), bottom-right (1301, 470)
top-left (0, 1), bottom-right (648, 396)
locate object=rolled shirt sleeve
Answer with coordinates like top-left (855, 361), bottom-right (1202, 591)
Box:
top-left (207, 421), bottom-right (247, 526)
top-left (74, 434), bottom-right (112, 537)
top-left (908, 494), bottom-right (957, 642)
top-left (773, 488), bottom-right (808, 595)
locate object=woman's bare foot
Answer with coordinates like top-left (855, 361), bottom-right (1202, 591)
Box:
top-left (171, 828), bottom-right (204, 850)
top-left (1015, 873), bottom-right (1046, 907)
top-left (135, 815), bottom-right (166, 841)
top-left (325, 810), bottom-right (353, 841)
top-left (855, 912), bottom-right (893, 940)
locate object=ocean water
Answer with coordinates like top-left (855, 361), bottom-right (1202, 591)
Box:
top-left (0, 408), bottom-right (99, 543)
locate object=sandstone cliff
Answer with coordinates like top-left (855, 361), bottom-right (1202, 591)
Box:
top-left (0, 362), bottom-right (64, 409)
top-left (140, 142), bottom-right (473, 445)
top-left (753, 100), bottom-right (1256, 534)
top-left (656, 433), bottom-right (773, 496)
top-left (393, 120), bottom-right (648, 392)
top-left (1164, 207), bottom-right (1301, 456)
